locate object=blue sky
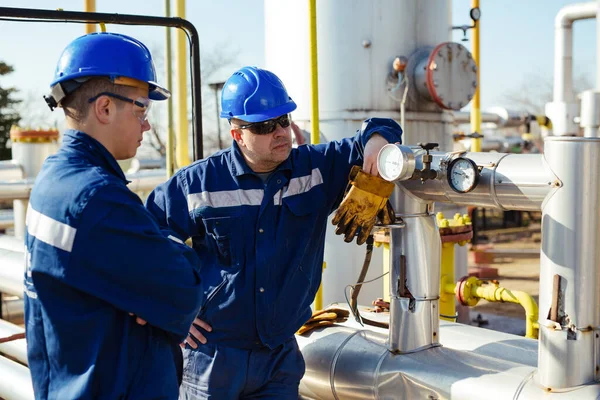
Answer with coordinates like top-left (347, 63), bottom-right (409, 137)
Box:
top-left (0, 0), bottom-right (596, 120)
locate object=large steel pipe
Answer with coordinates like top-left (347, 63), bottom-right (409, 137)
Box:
top-left (400, 151), bottom-right (556, 211)
top-left (0, 355), bottom-right (33, 400)
top-left (0, 170), bottom-right (168, 201)
top-left (0, 318), bottom-right (27, 366)
top-left (0, 248), bottom-right (24, 298)
top-left (0, 235), bottom-right (24, 252)
top-left (0, 161), bottom-right (24, 181)
top-left (297, 322), bottom-right (600, 399)
top-left (538, 137), bottom-right (600, 389)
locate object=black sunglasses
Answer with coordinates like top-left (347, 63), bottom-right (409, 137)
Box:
top-left (236, 114), bottom-right (291, 135)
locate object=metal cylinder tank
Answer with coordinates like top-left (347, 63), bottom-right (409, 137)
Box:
top-left (264, 0), bottom-right (453, 306)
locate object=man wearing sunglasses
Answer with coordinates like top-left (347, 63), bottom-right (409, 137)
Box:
top-left (146, 66), bottom-right (403, 399)
top-left (24, 32), bottom-right (204, 399)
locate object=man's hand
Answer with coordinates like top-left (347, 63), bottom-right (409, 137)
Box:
top-left (362, 134), bottom-right (389, 176)
top-left (181, 317), bottom-right (212, 349)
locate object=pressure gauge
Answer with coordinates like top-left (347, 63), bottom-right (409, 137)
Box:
top-left (447, 157), bottom-right (479, 193)
top-left (377, 144), bottom-right (416, 182)
top-left (470, 7), bottom-right (481, 22)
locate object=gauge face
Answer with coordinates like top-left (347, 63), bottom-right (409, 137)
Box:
top-left (448, 157), bottom-right (479, 193)
top-left (378, 144), bottom-right (403, 181)
top-left (470, 7), bottom-right (481, 21)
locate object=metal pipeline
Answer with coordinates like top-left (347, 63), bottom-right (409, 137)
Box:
top-left (453, 276), bottom-right (539, 339)
top-left (0, 355), bottom-right (33, 400)
top-left (0, 248), bottom-right (25, 298)
top-left (400, 151), bottom-right (556, 211)
top-left (0, 161), bottom-right (24, 181)
top-left (0, 169), bottom-right (168, 201)
top-left (538, 137), bottom-right (600, 389)
top-left (1, 297), bottom-right (24, 324)
top-left (297, 322), bottom-right (600, 399)
top-left (546, 1), bottom-right (597, 135)
top-left (0, 319), bottom-right (27, 366)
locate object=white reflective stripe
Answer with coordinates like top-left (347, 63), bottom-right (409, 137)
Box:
top-left (26, 205), bottom-right (77, 253)
top-left (273, 189), bottom-right (283, 206)
top-left (282, 168), bottom-right (323, 199)
top-left (168, 235), bottom-right (184, 244)
top-left (187, 189), bottom-right (264, 211)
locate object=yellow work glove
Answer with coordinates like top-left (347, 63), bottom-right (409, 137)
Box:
top-left (332, 166), bottom-right (395, 245)
top-left (297, 307), bottom-right (350, 335)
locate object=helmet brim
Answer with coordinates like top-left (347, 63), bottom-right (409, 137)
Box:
top-left (149, 82), bottom-right (171, 101)
top-left (223, 100), bottom-right (297, 123)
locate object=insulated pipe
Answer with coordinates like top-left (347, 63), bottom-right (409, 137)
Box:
top-left (0, 319), bottom-right (27, 366)
top-left (547, 2), bottom-right (597, 135)
top-left (0, 249), bottom-right (25, 298)
top-left (387, 187), bottom-right (440, 353)
top-left (0, 161), bottom-right (24, 181)
top-left (554, 2), bottom-right (597, 103)
top-left (400, 151), bottom-right (557, 211)
top-left (538, 137), bottom-right (600, 389)
top-left (0, 355), bottom-right (34, 400)
top-left (0, 235), bottom-right (21, 253)
top-left (0, 170), bottom-right (167, 201)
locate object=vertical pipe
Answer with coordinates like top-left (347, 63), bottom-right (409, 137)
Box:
top-left (538, 137), bottom-right (600, 389)
top-left (598, 0), bottom-right (600, 90)
top-left (308, 0), bottom-right (320, 145)
top-left (308, 0), bottom-right (325, 310)
top-left (84, 0), bottom-right (96, 34)
top-left (165, 0), bottom-right (175, 177)
top-left (439, 242), bottom-right (456, 321)
top-left (470, 0), bottom-right (481, 152)
top-left (175, 0), bottom-right (190, 167)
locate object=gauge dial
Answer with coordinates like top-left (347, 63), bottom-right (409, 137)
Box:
top-left (377, 144), bottom-right (415, 182)
top-left (447, 157), bottom-right (479, 193)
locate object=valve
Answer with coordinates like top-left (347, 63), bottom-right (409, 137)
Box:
top-left (411, 142), bottom-right (439, 182)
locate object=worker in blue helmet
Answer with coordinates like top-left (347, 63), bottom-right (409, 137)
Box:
top-left (24, 32), bottom-right (204, 399)
top-left (146, 66), bottom-right (403, 399)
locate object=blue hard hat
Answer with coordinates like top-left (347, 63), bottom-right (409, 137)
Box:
top-left (50, 32), bottom-right (170, 101)
top-left (220, 66), bottom-right (296, 122)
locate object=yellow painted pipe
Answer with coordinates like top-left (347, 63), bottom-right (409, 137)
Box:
top-left (309, 0), bottom-right (325, 309)
top-left (165, 0), bottom-right (175, 178)
top-left (470, 0), bottom-right (481, 152)
top-left (471, 283), bottom-right (539, 339)
top-left (85, 0), bottom-right (96, 34)
top-left (439, 242), bottom-right (456, 321)
top-left (308, 0), bottom-right (320, 146)
top-left (175, 0), bottom-right (190, 167)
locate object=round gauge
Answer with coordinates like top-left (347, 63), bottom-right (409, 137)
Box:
top-left (377, 144), bottom-right (415, 182)
top-left (470, 7), bottom-right (481, 21)
top-left (447, 157), bottom-right (479, 193)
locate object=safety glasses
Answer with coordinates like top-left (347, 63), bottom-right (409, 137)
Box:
top-left (88, 92), bottom-right (152, 124)
top-left (236, 114), bottom-right (291, 135)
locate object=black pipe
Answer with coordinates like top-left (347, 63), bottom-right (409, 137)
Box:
top-left (0, 7), bottom-right (204, 160)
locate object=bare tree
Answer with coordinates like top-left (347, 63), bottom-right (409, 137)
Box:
top-left (502, 73), bottom-right (592, 114)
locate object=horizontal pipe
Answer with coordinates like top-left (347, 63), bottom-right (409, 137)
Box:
top-left (0, 161), bottom-right (24, 181)
top-left (0, 319), bottom-right (27, 366)
top-left (471, 284), bottom-right (539, 339)
top-left (0, 170), bottom-right (168, 201)
top-left (0, 355), bottom-right (33, 400)
top-left (0, 249), bottom-right (25, 298)
top-left (400, 152), bottom-right (556, 211)
top-left (1, 298), bottom-right (24, 324)
top-left (0, 235), bottom-right (23, 252)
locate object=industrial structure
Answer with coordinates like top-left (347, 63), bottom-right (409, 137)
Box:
top-left (1, 0), bottom-right (600, 398)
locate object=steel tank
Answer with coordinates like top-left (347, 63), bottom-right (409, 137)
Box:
top-left (264, 0), bottom-right (454, 306)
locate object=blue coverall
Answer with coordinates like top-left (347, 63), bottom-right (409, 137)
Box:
top-left (24, 130), bottom-right (204, 399)
top-left (145, 118), bottom-right (403, 399)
